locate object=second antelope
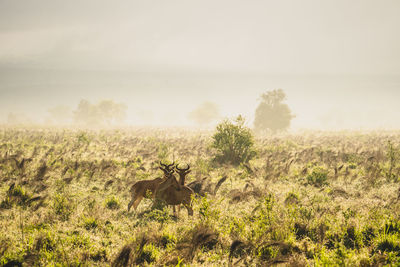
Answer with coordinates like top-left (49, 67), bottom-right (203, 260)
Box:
top-left (154, 163), bottom-right (194, 216)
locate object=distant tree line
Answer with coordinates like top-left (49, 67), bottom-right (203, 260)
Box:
top-left (188, 101), bottom-right (220, 126)
top-left (73, 99), bottom-right (127, 127)
top-left (188, 89), bottom-right (294, 132)
top-left (6, 89), bottom-right (294, 131)
top-left (45, 99), bottom-right (126, 127)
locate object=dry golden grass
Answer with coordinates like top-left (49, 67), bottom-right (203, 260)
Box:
top-left (0, 127), bottom-right (399, 266)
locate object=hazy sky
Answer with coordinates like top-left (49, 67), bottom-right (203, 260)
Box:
top-left (0, 0), bottom-right (399, 129)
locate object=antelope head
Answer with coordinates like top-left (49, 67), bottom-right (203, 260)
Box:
top-left (158, 161), bottom-right (180, 190)
top-left (159, 161), bottom-right (175, 176)
top-left (176, 164), bottom-right (191, 185)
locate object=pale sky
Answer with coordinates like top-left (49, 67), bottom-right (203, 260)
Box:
top-left (0, 0), bottom-right (399, 129)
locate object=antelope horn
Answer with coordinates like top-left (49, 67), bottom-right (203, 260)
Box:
top-left (176, 164), bottom-right (182, 171)
top-left (160, 161), bottom-right (170, 168)
top-left (176, 164), bottom-right (190, 171)
top-left (167, 162), bottom-right (175, 168)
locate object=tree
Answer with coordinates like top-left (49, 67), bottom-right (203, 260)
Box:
top-left (73, 99), bottom-right (126, 127)
top-left (73, 100), bottom-right (99, 126)
top-left (211, 115), bottom-right (256, 165)
top-left (188, 102), bottom-right (220, 126)
top-left (97, 100), bottom-right (127, 125)
top-left (254, 89), bottom-right (294, 133)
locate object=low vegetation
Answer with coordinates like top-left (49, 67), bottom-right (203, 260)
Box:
top-left (0, 127), bottom-right (400, 266)
top-left (211, 115), bottom-right (256, 165)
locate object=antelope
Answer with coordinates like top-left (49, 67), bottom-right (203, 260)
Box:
top-left (127, 161), bottom-right (178, 212)
top-left (176, 164), bottom-right (191, 186)
top-left (154, 164), bottom-right (194, 216)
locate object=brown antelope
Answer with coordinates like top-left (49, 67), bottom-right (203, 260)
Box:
top-left (154, 165), bottom-right (195, 216)
top-left (176, 164), bottom-right (191, 186)
top-left (127, 161), bottom-right (178, 212)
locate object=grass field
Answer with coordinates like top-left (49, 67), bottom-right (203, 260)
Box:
top-left (0, 127), bottom-right (400, 266)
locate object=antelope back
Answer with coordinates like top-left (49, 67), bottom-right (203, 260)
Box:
top-left (131, 177), bottom-right (163, 194)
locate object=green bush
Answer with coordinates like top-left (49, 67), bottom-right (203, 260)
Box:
top-left (211, 115), bottom-right (257, 165)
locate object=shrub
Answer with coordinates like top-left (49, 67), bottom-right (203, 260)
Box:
top-left (211, 115), bottom-right (256, 165)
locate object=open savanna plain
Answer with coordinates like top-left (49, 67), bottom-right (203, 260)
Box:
top-left (1, 127), bottom-right (400, 266)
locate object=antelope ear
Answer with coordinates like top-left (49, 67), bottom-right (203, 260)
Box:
top-left (186, 170), bottom-right (192, 174)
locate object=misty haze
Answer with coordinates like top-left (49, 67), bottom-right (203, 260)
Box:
top-left (1, 1), bottom-right (400, 266)
top-left (1, 0), bottom-right (399, 130)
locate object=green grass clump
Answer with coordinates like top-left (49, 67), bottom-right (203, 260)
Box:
top-left (307, 166), bottom-right (329, 187)
top-left (139, 208), bottom-right (172, 225)
top-left (105, 195), bottom-right (120, 210)
top-left (0, 196), bottom-right (12, 209)
top-left (83, 216), bottom-right (99, 230)
top-left (53, 192), bottom-right (75, 221)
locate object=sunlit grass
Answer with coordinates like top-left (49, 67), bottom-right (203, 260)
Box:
top-left (0, 127), bottom-right (399, 265)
